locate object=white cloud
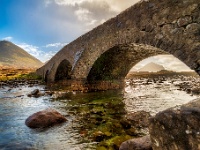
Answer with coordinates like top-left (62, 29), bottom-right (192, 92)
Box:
top-left (14, 0), bottom-right (141, 63)
top-left (54, 0), bottom-right (88, 6)
top-left (17, 43), bottom-right (42, 57)
top-left (2, 36), bottom-right (13, 41)
top-left (52, 0), bottom-right (139, 12)
top-left (42, 50), bottom-right (59, 63)
top-left (75, 8), bottom-right (91, 22)
top-left (43, 0), bottom-right (139, 32)
top-left (106, 0), bottom-right (140, 12)
top-left (16, 43), bottom-right (59, 63)
top-left (45, 42), bottom-right (68, 48)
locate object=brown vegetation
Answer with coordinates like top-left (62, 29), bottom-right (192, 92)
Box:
top-left (0, 67), bottom-right (40, 81)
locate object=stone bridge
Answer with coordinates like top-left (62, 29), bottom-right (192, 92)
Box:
top-left (37, 0), bottom-right (200, 90)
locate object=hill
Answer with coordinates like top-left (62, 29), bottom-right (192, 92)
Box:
top-left (0, 41), bottom-right (43, 69)
top-left (138, 62), bottom-right (165, 72)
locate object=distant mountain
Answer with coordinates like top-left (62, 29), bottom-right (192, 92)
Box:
top-left (138, 62), bottom-right (165, 72)
top-left (0, 41), bottom-right (43, 69)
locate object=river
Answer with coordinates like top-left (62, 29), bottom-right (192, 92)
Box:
top-left (0, 74), bottom-right (199, 150)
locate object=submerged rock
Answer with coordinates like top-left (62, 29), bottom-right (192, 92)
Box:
top-left (25, 108), bottom-right (67, 128)
top-left (119, 135), bottom-right (152, 150)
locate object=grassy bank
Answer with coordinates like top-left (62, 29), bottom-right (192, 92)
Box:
top-left (0, 68), bottom-right (42, 81)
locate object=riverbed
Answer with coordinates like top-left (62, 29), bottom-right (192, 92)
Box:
top-left (0, 75), bottom-right (199, 150)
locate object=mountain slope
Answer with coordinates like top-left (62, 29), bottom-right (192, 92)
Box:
top-left (138, 62), bottom-right (165, 72)
top-left (0, 41), bottom-right (43, 68)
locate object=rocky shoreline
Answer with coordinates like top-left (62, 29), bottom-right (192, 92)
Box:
top-left (0, 79), bottom-right (43, 88)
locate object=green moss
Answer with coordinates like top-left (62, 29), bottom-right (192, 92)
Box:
top-left (98, 135), bottom-right (132, 149)
top-left (58, 91), bottom-right (146, 149)
top-left (96, 146), bottom-right (107, 150)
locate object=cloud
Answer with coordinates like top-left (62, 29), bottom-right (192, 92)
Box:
top-left (42, 0), bottom-right (139, 35)
top-left (106, 0), bottom-right (140, 12)
top-left (2, 0), bottom-right (141, 63)
top-left (45, 42), bottom-right (68, 48)
top-left (75, 8), bottom-right (92, 22)
top-left (17, 43), bottom-right (41, 57)
top-left (42, 50), bottom-right (59, 63)
top-left (2, 36), bottom-right (13, 41)
top-left (54, 0), bottom-right (88, 6)
top-left (132, 55), bottom-right (192, 72)
top-left (52, 0), bottom-right (139, 12)
top-left (17, 43), bottom-right (59, 63)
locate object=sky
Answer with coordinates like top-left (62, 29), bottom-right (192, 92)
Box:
top-left (132, 55), bottom-right (193, 72)
top-left (0, 0), bottom-right (192, 71)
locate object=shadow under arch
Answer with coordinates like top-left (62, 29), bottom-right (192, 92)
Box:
top-left (55, 59), bottom-right (72, 81)
top-left (87, 43), bottom-right (168, 84)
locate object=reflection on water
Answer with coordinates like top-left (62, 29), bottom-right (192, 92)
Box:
top-left (0, 86), bottom-right (85, 150)
top-left (124, 79), bottom-right (198, 115)
top-left (0, 75), bottom-right (199, 149)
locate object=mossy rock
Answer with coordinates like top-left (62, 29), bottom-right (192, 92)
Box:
top-left (99, 135), bottom-right (132, 149)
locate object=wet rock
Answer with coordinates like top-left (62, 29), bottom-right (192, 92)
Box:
top-left (119, 135), bottom-right (152, 150)
top-left (92, 131), bottom-right (105, 142)
top-left (126, 111), bottom-right (151, 128)
top-left (32, 89), bottom-right (39, 95)
top-left (25, 108), bottom-right (67, 128)
top-left (191, 87), bottom-right (200, 95)
top-left (125, 127), bottom-right (139, 136)
top-left (120, 119), bottom-right (131, 129)
top-left (27, 89), bottom-right (42, 97)
top-left (45, 91), bottom-right (54, 96)
top-left (149, 98), bottom-right (200, 150)
top-left (52, 91), bottom-right (68, 99)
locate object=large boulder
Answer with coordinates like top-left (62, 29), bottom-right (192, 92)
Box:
top-left (25, 108), bottom-right (67, 128)
top-left (149, 98), bottom-right (200, 150)
top-left (119, 135), bottom-right (152, 150)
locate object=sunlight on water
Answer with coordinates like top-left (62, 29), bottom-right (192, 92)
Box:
top-left (0, 75), bottom-right (199, 149)
top-left (124, 80), bottom-right (197, 115)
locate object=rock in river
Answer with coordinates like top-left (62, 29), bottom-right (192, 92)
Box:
top-left (27, 89), bottom-right (44, 98)
top-left (25, 108), bottom-right (67, 128)
top-left (119, 135), bottom-right (152, 150)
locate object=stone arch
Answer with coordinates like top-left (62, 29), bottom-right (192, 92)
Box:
top-left (55, 59), bottom-right (72, 81)
top-left (71, 0), bottom-right (200, 80)
top-left (37, 0), bottom-right (200, 83)
top-left (87, 43), bottom-right (168, 82)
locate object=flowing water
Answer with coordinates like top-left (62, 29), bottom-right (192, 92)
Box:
top-left (0, 75), bottom-right (199, 150)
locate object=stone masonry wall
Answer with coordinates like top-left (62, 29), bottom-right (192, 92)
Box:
top-left (37, 0), bottom-right (200, 82)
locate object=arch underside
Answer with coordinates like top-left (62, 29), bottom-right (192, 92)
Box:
top-left (87, 43), bottom-right (168, 83)
top-left (55, 59), bottom-right (72, 81)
